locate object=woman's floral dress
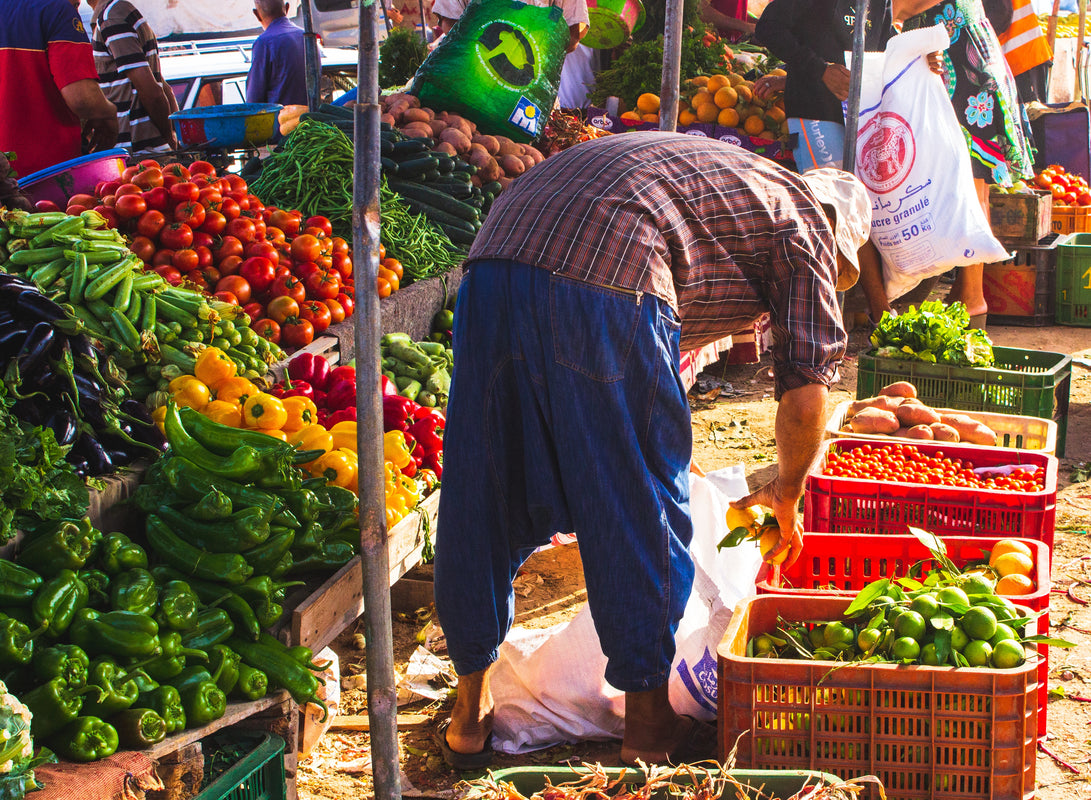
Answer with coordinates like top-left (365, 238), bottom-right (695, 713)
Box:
top-left (906, 0), bottom-right (1035, 186)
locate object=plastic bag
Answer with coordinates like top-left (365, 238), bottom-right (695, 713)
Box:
top-left (487, 467), bottom-right (764, 754)
top-left (852, 26), bottom-right (1009, 300)
top-left (409, 0), bottom-right (569, 142)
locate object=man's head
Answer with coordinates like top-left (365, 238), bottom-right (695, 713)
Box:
top-left (254, 0), bottom-right (290, 27)
top-left (799, 168), bottom-right (872, 292)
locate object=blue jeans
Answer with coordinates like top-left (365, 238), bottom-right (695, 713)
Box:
top-left (434, 260), bottom-right (695, 692)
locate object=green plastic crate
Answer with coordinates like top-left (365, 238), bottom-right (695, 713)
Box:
top-left (1056, 231), bottom-right (1091, 326)
top-left (195, 733), bottom-right (286, 800)
top-left (488, 765), bottom-right (844, 798)
top-left (855, 346), bottom-right (1072, 456)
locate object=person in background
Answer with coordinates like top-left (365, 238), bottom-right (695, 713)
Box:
top-left (432, 0), bottom-right (589, 52)
top-left (433, 132), bottom-right (870, 771)
top-left (996, 0), bottom-right (1053, 102)
top-left (248, 0), bottom-right (315, 107)
top-left (0, 0), bottom-right (117, 176)
top-left (89, 0), bottom-right (178, 153)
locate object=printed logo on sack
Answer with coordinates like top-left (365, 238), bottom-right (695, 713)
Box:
top-left (857, 112), bottom-right (916, 194)
top-left (719, 134), bottom-right (743, 146)
top-left (509, 97), bottom-right (542, 136)
top-left (684, 128), bottom-right (708, 137)
top-left (478, 22), bottom-right (536, 87)
top-left (676, 647), bottom-right (718, 713)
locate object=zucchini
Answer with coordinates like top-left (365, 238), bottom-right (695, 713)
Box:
top-left (390, 139), bottom-right (430, 158)
top-left (381, 157), bottom-right (399, 174)
top-left (381, 138), bottom-right (394, 156)
top-left (388, 178), bottom-right (480, 222)
top-left (402, 199), bottom-right (477, 233)
top-left (481, 181), bottom-right (503, 196)
top-left (318, 103), bottom-right (355, 119)
top-left (395, 155), bottom-right (440, 178)
top-left (424, 181), bottom-right (474, 200)
top-left (437, 224), bottom-right (477, 247)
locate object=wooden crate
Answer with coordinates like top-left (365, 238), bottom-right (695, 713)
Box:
top-left (989, 188), bottom-right (1052, 246)
top-left (289, 490), bottom-right (439, 653)
top-left (1050, 204), bottom-right (1091, 234)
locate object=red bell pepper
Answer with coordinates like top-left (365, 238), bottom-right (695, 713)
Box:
top-left (281, 378), bottom-right (314, 400)
top-left (422, 451), bottom-right (442, 479)
top-left (287, 352), bottom-right (331, 391)
top-left (402, 431), bottom-right (424, 466)
top-left (312, 389), bottom-right (327, 410)
top-left (382, 395), bottom-right (416, 432)
top-left (380, 375), bottom-right (398, 396)
top-left (408, 415), bottom-right (443, 456)
top-left (329, 365), bottom-right (356, 386)
top-left (412, 406), bottom-right (445, 424)
top-left (326, 379), bottom-right (356, 413)
top-left (326, 407), bottom-right (357, 426)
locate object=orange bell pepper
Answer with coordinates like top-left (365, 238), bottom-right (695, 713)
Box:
top-left (243, 393), bottom-right (288, 430)
top-left (171, 377), bottom-right (211, 412)
top-left (288, 424), bottom-right (334, 457)
top-left (281, 396), bottom-right (319, 432)
top-left (311, 449), bottom-right (357, 490)
top-left (194, 347), bottom-right (238, 392)
top-left (202, 399), bottom-right (243, 428)
top-left (263, 429), bottom-right (289, 442)
top-left (215, 376), bottom-right (259, 407)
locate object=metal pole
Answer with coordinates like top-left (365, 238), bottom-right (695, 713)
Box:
top-left (353, 0), bottom-right (400, 797)
top-left (1077, 0), bottom-right (1087, 101)
top-left (417, 0), bottom-right (429, 43)
top-left (300, 0), bottom-right (322, 111)
top-left (659, 0), bottom-right (684, 131)
top-left (842, 0), bottom-right (869, 171)
top-left (379, 0), bottom-right (394, 34)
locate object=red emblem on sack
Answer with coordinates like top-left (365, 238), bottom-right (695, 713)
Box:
top-left (857, 112), bottom-right (915, 194)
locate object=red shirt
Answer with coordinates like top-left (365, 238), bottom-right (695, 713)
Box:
top-left (0, 0), bottom-right (100, 177)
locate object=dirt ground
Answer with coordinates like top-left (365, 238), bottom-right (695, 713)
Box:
top-left (297, 320), bottom-right (1091, 800)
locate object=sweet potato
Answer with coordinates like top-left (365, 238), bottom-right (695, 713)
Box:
top-left (380, 113), bottom-right (396, 127)
top-left (445, 114), bottom-right (474, 139)
top-left (401, 107), bottom-right (433, 124)
top-left (400, 123), bottom-right (433, 140)
top-left (847, 395), bottom-right (903, 416)
top-left (428, 119), bottom-right (448, 138)
top-left (879, 381), bottom-right (918, 399)
top-left (433, 141), bottom-right (458, 156)
top-left (440, 127), bottom-right (473, 155)
top-left (498, 154), bottom-right (526, 177)
top-left (470, 173), bottom-right (483, 188)
top-left (895, 401), bottom-right (941, 427)
top-left (903, 424), bottom-right (935, 440)
top-left (849, 407), bottom-right (900, 435)
top-left (496, 137), bottom-right (523, 157)
top-left (940, 414), bottom-right (997, 446)
top-left (929, 422), bottom-right (960, 442)
top-left (479, 156), bottom-right (503, 183)
top-left (435, 110), bottom-right (449, 121)
top-left (472, 134), bottom-right (500, 155)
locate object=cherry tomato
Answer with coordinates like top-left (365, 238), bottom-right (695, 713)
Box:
top-left (252, 318), bottom-right (281, 344)
top-left (280, 317), bottom-right (314, 348)
top-left (239, 256), bottom-right (276, 294)
top-left (216, 275), bottom-right (252, 305)
top-left (324, 298), bottom-right (346, 325)
top-left (212, 235), bottom-right (244, 264)
top-left (270, 273), bottom-right (307, 303)
top-left (115, 193), bottom-right (147, 220)
top-left (267, 295), bottom-right (301, 324)
top-left (160, 222), bottom-right (194, 251)
top-left (290, 233), bottom-right (322, 263)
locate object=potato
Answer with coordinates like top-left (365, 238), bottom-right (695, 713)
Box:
top-left (467, 147), bottom-right (493, 171)
top-left (472, 134), bottom-right (500, 155)
top-left (522, 144), bottom-right (545, 164)
top-left (479, 156), bottom-right (503, 183)
top-left (401, 107), bottom-right (433, 124)
top-left (445, 114), bottom-right (474, 139)
top-left (929, 422), bottom-right (960, 442)
top-left (400, 123), bottom-right (433, 140)
top-left (895, 401), bottom-right (941, 427)
top-left (439, 127), bottom-right (473, 154)
top-left (433, 141), bottom-right (458, 156)
top-left (520, 154), bottom-right (536, 170)
top-left (847, 395), bottom-right (903, 416)
top-left (879, 381), bottom-right (918, 399)
top-left (496, 137), bottom-right (523, 157)
top-left (498, 154), bottom-right (526, 176)
top-left (497, 175), bottom-right (513, 191)
top-left (428, 119), bottom-right (448, 138)
top-left (939, 414), bottom-right (997, 446)
top-left (903, 424), bottom-right (935, 440)
top-left (849, 407), bottom-right (900, 435)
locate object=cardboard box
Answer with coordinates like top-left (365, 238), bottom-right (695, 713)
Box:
top-left (989, 188), bottom-right (1052, 246)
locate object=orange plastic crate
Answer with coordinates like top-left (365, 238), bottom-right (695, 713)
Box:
top-left (756, 533), bottom-right (1051, 741)
top-left (718, 594), bottom-right (1038, 800)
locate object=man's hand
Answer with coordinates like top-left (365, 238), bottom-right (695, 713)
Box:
top-left (730, 476), bottom-right (804, 567)
top-left (926, 51), bottom-right (945, 76)
top-left (821, 64), bottom-right (851, 101)
top-left (83, 116), bottom-right (119, 153)
top-left (753, 73), bottom-right (786, 101)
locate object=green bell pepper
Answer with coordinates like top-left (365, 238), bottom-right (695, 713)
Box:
top-left (0, 559), bottom-right (43, 605)
top-left (144, 514), bottom-right (253, 585)
top-left (97, 531), bottom-right (148, 576)
top-left (31, 569), bottom-right (88, 637)
top-left (187, 487), bottom-right (233, 520)
top-left (137, 685), bottom-right (185, 735)
top-left (170, 667), bottom-right (226, 727)
top-left (179, 608), bottom-right (234, 651)
top-left (155, 580), bottom-right (199, 632)
top-left (150, 567), bottom-right (259, 641)
top-left (283, 489), bottom-right (326, 525)
top-left (0, 613), bottom-right (38, 667)
top-left (82, 657), bottom-right (140, 718)
top-left (144, 631), bottom-right (207, 682)
top-left (233, 664), bottom-right (268, 701)
top-left (208, 645), bottom-right (240, 695)
top-left (17, 518), bottom-right (99, 576)
top-left (68, 609), bottom-right (161, 659)
top-left (33, 644), bottom-right (90, 690)
top-left (110, 568), bottom-right (158, 616)
top-left (52, 715), bottom-right (119, 762)
top-left (77, 568), bottom-right (111, 609)
top-left (24, 678), bottom-right (100, 739)
top-left (127, 668), bottom-right (159, 695)
top-left (113, 707), bottom-right (167, 748)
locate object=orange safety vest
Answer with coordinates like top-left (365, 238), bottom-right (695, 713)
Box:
top-left (997, 0), bottom-right (1053, 76)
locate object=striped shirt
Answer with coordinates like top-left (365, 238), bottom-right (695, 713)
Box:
top-left (91, 0), bottom-right (167, 152)
top-left (467, 132), bottom-right (847, 398)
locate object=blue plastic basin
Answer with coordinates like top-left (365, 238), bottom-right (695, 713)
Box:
top-left (169, 103), bottom-right (283, 149)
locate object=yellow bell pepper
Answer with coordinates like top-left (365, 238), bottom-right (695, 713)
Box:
top-left (288, 424), bottom-right (333, 457)
top-left (151, 405), bottom-right (167, 434)
top-left (215, 376), bottom-right (258, 407)
top-left (330, 420), bottom-right (357, 452)
top-left (281, 396), bottom-right (319, 432)
top-left (383, 430), bottom-right (412, 470)
top-left (202, 399), bottom-right (243, 428)
top-left (194, 347), bottom-right (237, 392)
top-left (310, 449), bottom-right (357, 490)
top-left (263, 429), bottom-right (289, 442)
top-left (242, 393), bottom-right (288, 430)
top-left (172, 378), bottom-right (211, 412)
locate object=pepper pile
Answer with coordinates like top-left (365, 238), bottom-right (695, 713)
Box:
top-left (0, 272), bottom-right (165, 475)
top-left (380, 330), bottom-right (451, 408)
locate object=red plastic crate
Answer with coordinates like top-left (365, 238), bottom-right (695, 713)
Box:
top-left (718, 594), bottom-right (1039, 800)
top-left (757, 533), bottom-right (1051, 740)
top-left (804, 439), bottom-right (1058, 554)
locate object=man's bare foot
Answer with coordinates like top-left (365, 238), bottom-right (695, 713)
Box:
top-left (445, 668), bottom-right (494, 755)
top-left (620, 686), bottom-right (717, 765)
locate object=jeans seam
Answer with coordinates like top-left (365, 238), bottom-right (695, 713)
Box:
top-left (483, 353), bottom-right (514, 530)
top-left (550, 273), bottom-right (639, 382)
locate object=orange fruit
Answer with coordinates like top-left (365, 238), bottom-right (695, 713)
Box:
top-left (995, 574), bottom-right (1036, 596)
top-left (743, 114), bottom-right (765, 135)
top-left (636, 92), bottom-right (660, 114)
top-left (696, 102), bottom-right (720, 123)
top-left (735, 84), bottom-right (753, 103)
top-left (690, 75), bottom-right (709, 86)
top-left (989, 539), bottom-right (1033, 567)
top-left (727, 72), bottom-right (744, 86)
top-left (706, 74), bottom-right (730, 92)
top-left (717, 107), bottom-right (740, 127)
top-left (678, 108), bottom-right (698, 126)
top-left (992, 552), bottom-right (1034, 578)
top-left (757, 129), bottom-right (778, 141)
top-left (765, 105), bottom-right (786, 124)
top-left (713, 86), bottom-right (738, 109)
top-left (641, 113), bottom-right (659, 123)
top-left (620, 110), bottom-right (642, 121)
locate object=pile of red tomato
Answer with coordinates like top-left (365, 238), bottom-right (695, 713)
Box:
top-left (822, 443), bottom-right (1046, 492)
top-left (48, 158), bottom-right (355, 350)
top-left (1034, 164), bottom-right (1091, 207)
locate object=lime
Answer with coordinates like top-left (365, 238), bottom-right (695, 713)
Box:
top-left (936, 586), bottom-right (971, 607)
top-left (960, 572), bottom-right (997, 596)
top-left (991, 639), bottom-right (1026, 669)
top-left (754, 634), bottom-right (774, 654)
top-left (921, 642), bottom-right (940, 665)
top-left (892, 637), bottom-right (921, 661)
top-left (960, 606), bottom-right (998, 641)
top-left (963, 639), bottom-right (993, 667)
top-left (894, 609), bottom-right (927, 641)
top-left (950, 626), bottom-right (970, 651)
top-left (989, 623), bottom-right (1017, 647)
top-left (823, 622), bottom-right (855, 648)
top-left (871, 595), bottom-right (896, 608)
top-left (857, 628), bottom-right (882, 652)
top-left (910, 593), bottom-right (939, 621)
top-left (808, 627), bottom-right (826, 649)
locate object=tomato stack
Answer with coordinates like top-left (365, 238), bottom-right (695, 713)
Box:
top-left (1034, 164), bottom-right (1091, 207)
top-left (48, 158), bottom-right (356, 351)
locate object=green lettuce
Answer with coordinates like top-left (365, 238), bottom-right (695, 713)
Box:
top-left (869, 301), bottom-right (994, 367)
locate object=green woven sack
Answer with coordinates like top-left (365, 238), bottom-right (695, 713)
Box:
top-left (410, 0), bottom-right (568, 142)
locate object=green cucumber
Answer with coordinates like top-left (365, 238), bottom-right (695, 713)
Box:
top-left (388, 179), bottom-right (480, 222)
